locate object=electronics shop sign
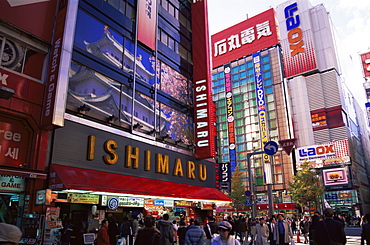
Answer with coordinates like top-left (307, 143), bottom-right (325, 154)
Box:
top-left (52, 121), bottom-right (216, 187)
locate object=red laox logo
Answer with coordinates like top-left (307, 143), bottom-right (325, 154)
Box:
top-left (284, 2), bottom-right (305, 57)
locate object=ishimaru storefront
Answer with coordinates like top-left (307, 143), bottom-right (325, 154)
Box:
top-left (48, 118), bottom-right (230, 236)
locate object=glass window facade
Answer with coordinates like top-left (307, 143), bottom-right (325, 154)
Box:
top-left (66, 0), bottom-right (194, 147)
top-left (212, 48), bottom-right (285, 187)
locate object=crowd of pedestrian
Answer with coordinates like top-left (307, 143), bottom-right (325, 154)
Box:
top-left (91, 208), bottom-right (370, 245)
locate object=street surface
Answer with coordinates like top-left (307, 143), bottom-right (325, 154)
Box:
top-left (240, 226), bottom-right (362, 244)
top-left (288, 227), bottom-right (361, 245)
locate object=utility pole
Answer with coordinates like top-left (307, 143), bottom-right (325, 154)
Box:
top-left (246, 151), bottom-right (264, 217)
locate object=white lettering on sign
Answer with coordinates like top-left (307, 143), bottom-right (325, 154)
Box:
top-left (5, 147), bottom-right (19, 160)
top-left (214, 21), bottom-right (273, 57)
top-left (0, 72), bottom-right (9, 85)
top-left (194, 79), bottom-right (209, 148)
top-left (0, 130), bottom-right (21, 142)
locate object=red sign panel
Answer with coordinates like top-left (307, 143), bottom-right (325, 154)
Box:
top-left (0, 68), bottom-right (44, 105)
top-left (278, 138), bottom-right (297, 156)
top-left (211, 8), bottom-right (279, 68)
top-left (0, 117), bottom-right (31, 168)
top-left (360, 52), bottom-right (370, 78)
top-left (137, 0), bottom-right (157, 50)
top-left (192, 0), bottom-right (216, 159)
top-left (0, 0), bottom-right (56, 41)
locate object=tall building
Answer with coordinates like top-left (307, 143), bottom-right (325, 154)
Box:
top-left (0, 0), bottom-right (57, 237)
top-left (2, 0), bottom-right (229, 243)
top-left (276, 0), bottom-right (370, 215)
top-left (211, 9), bottom-right (297, 215)
top-left (212, 0), bottom-right (370, 216)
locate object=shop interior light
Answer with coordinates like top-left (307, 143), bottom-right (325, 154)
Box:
top-left (57, 189), bottom-right (92, 194)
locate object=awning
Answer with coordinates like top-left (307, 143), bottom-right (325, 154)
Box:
top-left (0, 167), bottom-right (47, 179)
top-left (49, 164), bottom-right (231, 202)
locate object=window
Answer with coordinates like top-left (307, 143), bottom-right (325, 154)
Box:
top-left (263, 71), bottom-right (271, 79)
top-left (262, 55), bottom-right (270, 63)
top-left (262, 63), bottom-right (270, 71)
top-left (0, 36), bottom-right (45, 80)
top-left (231, 66), bottom-right (239, 73)
top-left (265, 86), bottom-right (273, 94)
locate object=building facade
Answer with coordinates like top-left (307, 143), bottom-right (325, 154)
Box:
top-left (212, 0), bottom-right (370, 216)
top-left (211, 9), bottom-right (297, 215)
top-left (0, 1), bottom-right (57, 240)
top-left (2, 0), bottom-right (229, 243)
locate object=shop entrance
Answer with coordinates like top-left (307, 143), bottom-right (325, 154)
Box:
top-left (0, 192), bottom-right (23, 226)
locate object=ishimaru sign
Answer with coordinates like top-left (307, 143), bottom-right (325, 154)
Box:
top-left (52, 120), bottom-right (216, 188)
top-left (192, 0), bottom-right (216, 159)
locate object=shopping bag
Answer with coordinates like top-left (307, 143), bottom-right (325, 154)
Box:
top-left (291, 239), bottom-right (295, 245)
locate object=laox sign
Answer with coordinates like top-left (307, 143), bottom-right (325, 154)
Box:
top-left (298, 145), bottom-right (334, 157)
top-left (284, 2), bottom-right (305, 57)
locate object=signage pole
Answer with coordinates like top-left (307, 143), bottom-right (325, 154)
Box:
top-left (246, 151), bottom-right (264, 218)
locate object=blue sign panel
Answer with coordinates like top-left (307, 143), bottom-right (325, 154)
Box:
top-left (264, 141), bottom-right (278, 155)
top-left (245, 198), bottom-right (252, 206)
top-left (108, 198), bottom-right (119, 210)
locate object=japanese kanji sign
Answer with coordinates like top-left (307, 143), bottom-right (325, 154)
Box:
top-left (211, 8), bottom-right (279, 68)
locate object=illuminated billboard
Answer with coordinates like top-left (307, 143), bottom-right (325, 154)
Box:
top-left (276, 0), bottom-right (318, 77)
top-left (224, 64), bottom-right (237, 171)
top-left (211, 8), bottom-right (279, 68)
top-left (296, 140), bottom-right (350, 168)
top-left (192, 0), bottom-right (216, 159)
top-left (322, 167), bottom-right (348, 186)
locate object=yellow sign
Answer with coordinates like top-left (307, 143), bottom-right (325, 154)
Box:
top-left (68, 193), bottom-right (99, 204)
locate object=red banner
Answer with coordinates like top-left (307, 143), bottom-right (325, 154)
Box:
top-left (192, 0), bottom-right (216, 159)
top-left (137, 0), bottom-right (157, 50)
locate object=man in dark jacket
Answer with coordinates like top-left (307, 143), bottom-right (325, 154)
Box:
top-left (185, 220), bottom-right (206, 245)
top-left (135, 215), bottom-right (160, 245)
top-left (314, 208), bottom-right (346, 245)
top-left (157, 213), bottom-right (174, 245)
top-left (204, 216), bottom-right (218, 245)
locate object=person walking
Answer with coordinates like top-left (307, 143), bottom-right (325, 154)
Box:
top-left (239, 218), bottom-right (248, 244)
top-left (177, 221), bottom-right (187, 245)
top-left (255, 218), bottom-right (269, 245)
top-left (0, 223), bottom-right (23, 245)
top-left (313, 208), bottom-right (346, 245)
top-left (309, 212), bottom-right (320, 245)
top-left (120, 217), bottom-right (132, 245)
top-left (211, 221), bottom-right (240, 245)
top-left (130, 215), bottom-right (139, 245)
top-left (60, 218), bottom-right (73, 245)
top-left (107, 214), bottom-right (119, 245)
top-left (185, 220), bottom-right (206, 245)
top-left (299, 217), bottom-right (310, 244)
top-left (268, 217), bottom-right (277, 245)
top-left (134, 215), bottom-right (160, 245)
top-left (204, 217), bottom-right (218, 245)
top-left (96, 220), bottom-right (110, 245)
top-left (273, 214), bottom-right (293, 245)
top-left (361, 213), bottom-right (370, 245)
top-left (157, 214), bottom-right (174, 245)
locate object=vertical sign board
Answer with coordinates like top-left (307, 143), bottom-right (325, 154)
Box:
top-left (224, 64), bottom-right (237, 172)
top-left (137, 0), bottom-right (157, 50)
top-left (360, 52), bottom-right (370, 78)
top-left (41, 0), bottom-right (76, 129)
top-left (219, 162), bottom-right (231, 193)
top-left (253, 52), bottom-right (271, 183)
top-left (192, 0), bottom-right (216, 159)
top-left (276, 0), bottom-right (318, 78)
top-left (211, 8), bottom-right (279, 68)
